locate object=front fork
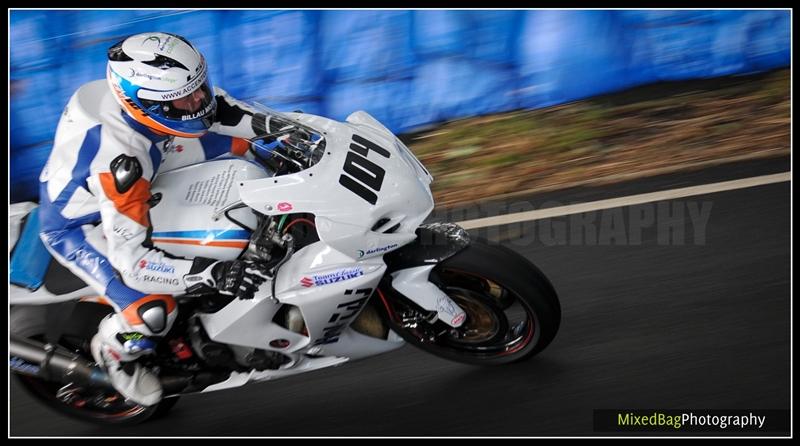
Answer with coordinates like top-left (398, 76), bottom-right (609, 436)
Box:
top-left (382, 222), bottom-right (473, 329)
top-left (388, 265), bottom-right (466, 328)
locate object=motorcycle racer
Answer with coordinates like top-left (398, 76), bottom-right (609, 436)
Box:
top-left (38, 32), bottom-right (282, 406)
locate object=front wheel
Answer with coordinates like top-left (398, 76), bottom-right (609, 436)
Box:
top-left (385, 239), bottom-right (561, 365)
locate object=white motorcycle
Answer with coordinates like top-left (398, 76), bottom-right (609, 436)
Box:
top-left (10, 93), bottom-right (560, 425)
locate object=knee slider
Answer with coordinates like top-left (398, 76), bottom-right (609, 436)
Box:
top-left (138, 300), bottom-right (169, 334)
top-left (131, 296), bottom-right (176, 336)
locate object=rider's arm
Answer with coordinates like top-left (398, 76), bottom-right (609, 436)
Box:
top-left (195, 132), bottom-right (252, 161)
top-left (189, 88), bottom-right (276, 161)
top-left (208, 87), bottom-right (289, 141)
top-left (86, 131), bottom-right (203, 295)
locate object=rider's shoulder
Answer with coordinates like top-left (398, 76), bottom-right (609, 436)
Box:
top-left (212, 85), bottom-right (228, 99)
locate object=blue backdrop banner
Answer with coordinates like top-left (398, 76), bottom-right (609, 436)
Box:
top-left (10, 9), bottom-right (790, 202)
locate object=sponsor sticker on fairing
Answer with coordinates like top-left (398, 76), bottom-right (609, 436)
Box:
top-left (300, 267), bottom-right (364, 287)
top-left (357, 243), bottom-right (399, 258)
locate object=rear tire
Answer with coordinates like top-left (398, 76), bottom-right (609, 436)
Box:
top-left (387, 239), bottom-right (560, 365)
top-left (11, 304), bottom-right (180, 425)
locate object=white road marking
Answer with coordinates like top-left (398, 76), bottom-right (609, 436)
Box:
top-left (456, 172), bottom-right (790, 230)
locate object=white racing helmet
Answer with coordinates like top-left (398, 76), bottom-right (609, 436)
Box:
top-left (106, 32), bottom-right (216, 137)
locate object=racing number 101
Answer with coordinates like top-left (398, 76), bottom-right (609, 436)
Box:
top-left (339, 134), bottom-right (391, 205)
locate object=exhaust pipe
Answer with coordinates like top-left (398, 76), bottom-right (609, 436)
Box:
top-left (10, 334), bottom-right (112, 389)
top-left (10, 335), bottom-right (226, 395)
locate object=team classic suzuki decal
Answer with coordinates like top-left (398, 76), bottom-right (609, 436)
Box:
top-left (300, 267), bottom-right (364, 287)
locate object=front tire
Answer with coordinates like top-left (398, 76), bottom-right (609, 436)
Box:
top-left (386, 239), bottom-right (561, 365)
top-left (11, 304), bottom-right (179, 425)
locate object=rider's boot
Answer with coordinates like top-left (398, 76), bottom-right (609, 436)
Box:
top-left (90, 313), bottom-right (163, 406)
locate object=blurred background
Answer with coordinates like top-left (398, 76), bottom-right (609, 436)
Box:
top-left (9, 9), bottom-right (791, 204)
top-left (8, 10), bottom-right (792, 436)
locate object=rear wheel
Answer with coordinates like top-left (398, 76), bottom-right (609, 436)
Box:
top-left (11, 304), bottom-right (180, 425)
top-left (385, 239), bottom-right (560, 365)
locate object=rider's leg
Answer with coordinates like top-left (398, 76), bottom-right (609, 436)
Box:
top-left (41, 224), bottom-right (176, 406)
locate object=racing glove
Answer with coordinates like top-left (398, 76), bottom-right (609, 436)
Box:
top-left (183, 258), bottom-right (271, 300)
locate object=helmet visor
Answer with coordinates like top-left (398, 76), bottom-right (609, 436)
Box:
top-left (141, 80), bottom-right (215, 123)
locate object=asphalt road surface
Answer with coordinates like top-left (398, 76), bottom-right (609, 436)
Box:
top-left (9, 157), bottom-right (791, 437)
